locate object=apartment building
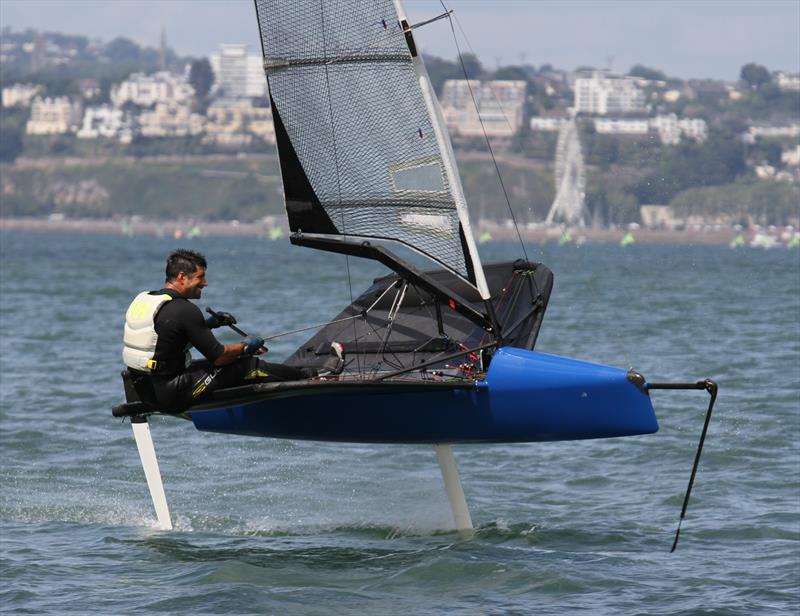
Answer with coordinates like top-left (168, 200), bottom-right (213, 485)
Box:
top-left (594, 118), bottom-right (650, 136)
top-left (573, 71), bottom-right (646, 115)
top-left (529, 117), bottom-right (569, 131)
top-left (204, 99), bottom-right (275, 146)
top-left (25, 97), bottom-right (82, 134)
top-left (111, 71), bottom-right (193, 108)
top-left (775, 72), bottom-right (800, 92)
top-left (76, 105), bottom-right (134, 143)
top-left (2, 83), bottom-right (42, 107)
top-left (440, 79), bottom-right (526, 138)
top-left (138, 103), bottom-right (205, 137)
top-left (210, 44), bottom-right (267, 99)
top-left (743, 123), bottom-right (800, 143)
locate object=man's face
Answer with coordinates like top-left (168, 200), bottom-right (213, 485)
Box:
top-left (178, 266), bottom-right (208, 299)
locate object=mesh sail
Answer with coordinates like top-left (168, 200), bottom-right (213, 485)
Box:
top-left (255, 0), bottom-right (470, 278)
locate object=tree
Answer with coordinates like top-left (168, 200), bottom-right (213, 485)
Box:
top-left (629, 64), bottom-right (667, 82)
top-left (492, 65), bottom-right (529, 82)
top-left (189, 59), bottom-right (215, 102)
top-left (0, 123), bottom-right (24, 162)
top-left (104, 37), bottom-right (142, 64)
top-left (740, 63), bottom-right (771, 90)
top-left (459, 53), bottom-right (484, 80)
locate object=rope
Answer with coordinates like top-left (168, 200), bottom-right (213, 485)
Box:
top-left (439, 1), bottom-right (529, 264)
top-left (261, 269), bottom-right (398, 339)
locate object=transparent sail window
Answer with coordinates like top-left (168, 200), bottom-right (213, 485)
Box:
top-left (390, 160), bottom-right (446, 193)
top-left (400, 212), bottom-right (454, 238)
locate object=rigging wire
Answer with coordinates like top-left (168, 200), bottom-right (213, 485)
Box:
top-left (319, 0), bottom-right (361, 376)
top-left (438, 1), bottom-right (530, 264)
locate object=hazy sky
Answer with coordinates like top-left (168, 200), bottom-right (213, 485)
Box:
top-left (1, 0), bottom-right (798, 80)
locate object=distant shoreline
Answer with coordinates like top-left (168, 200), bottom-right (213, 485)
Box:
top-left (0, 216), bottom-right (758, 246)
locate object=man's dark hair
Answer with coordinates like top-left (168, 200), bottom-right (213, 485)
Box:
top-left (165, 249), bottom-right (207, 281)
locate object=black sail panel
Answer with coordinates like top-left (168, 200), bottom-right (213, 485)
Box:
top-left (271, 98), bottom-right (338, 234)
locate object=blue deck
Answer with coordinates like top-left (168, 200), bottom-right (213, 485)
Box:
top-left (189, 347), bottom-right (659, 444)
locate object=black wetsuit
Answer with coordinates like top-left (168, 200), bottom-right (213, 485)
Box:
top-left (147, 289), bottom-right (310, 409)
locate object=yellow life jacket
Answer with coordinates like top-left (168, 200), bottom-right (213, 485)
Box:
top-left (122, 292), bottom-right (189, 373)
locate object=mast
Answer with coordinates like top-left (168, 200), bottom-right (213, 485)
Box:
top-left (394, 1), bottom-right (490, 301)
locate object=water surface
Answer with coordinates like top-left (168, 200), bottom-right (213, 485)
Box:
top-left (1, 233), bottom-right (798, 614)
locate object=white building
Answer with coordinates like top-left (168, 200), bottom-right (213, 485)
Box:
top-left (529, 117), bottom-right (569, 131)
top-left (782, 145), bottom-right (800, 167)
top-left (139, 103), bottom-right (205, 137)
top-left (573, 71), bottom-right (646, 115)
top-left (76, 105), bottom-right (134, 143)
top-left (678, 117), bottom-right (707, 142)
top-left (650, 114), bottom-right (708, 145)
top-left (111, 71), bottom-right (194, 108)
top-left (2, 83), bottom-right (42, 107)
top-left (204, 99), bottom-right (275, 146)
top-left (640, 205), bottom-right (677, 228)
top-left (440, 79), bottom-right (526, 138)
top-left (210, 44), bottom-right (267, 99)
top-left (25, 97), bottom-right (82, 135)
top-left (594, 118), bottom-right (650, 135)
top-left (592, 115), bottom-right (706, 144)
top-left (743, 123), bottom-right (800, 143)
top-left (775, 72), bottom-right (800, 92)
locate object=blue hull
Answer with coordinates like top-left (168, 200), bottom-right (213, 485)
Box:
top-left (189, 348), bottom-right (658, 444)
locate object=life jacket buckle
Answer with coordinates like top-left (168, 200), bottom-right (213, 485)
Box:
top-left (146, 359), bottom-right (158, 370)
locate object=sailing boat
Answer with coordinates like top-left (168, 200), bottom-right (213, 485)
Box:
top-left (114, 0), bottom-right (716, 541)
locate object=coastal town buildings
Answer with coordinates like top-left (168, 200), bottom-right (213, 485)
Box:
top-left (594, 118), bottom-right (650, 136)
top-left (76, 106), bottom-right (134, 142)
top-left (110, 71), bottom-right (193, 108)
top-left (529, 117), bottom-right (569, 131)
top-left (440, 79), bottom-right (526, 138)
top-left (138, 102), bottom-right (205, 137)
top-left (209, 44), bottom-right (267, 99)
top-left (639, 205), bottom-right (678, 228)
top-left (204, 99), bottom-right (275, 146)
top-left (775, 72), bottom-right (800, 92)
top-left (651, 114), bottom-right (708, 145)
top-left (78, 78), bottom-right (101, 101)
top-left (25, 97), bottom-right (82, 134)
top-left (743, 123), bottom-right (800, 143)
top-left (781, 145), bottom-right (800, 167)
top-left (573, 71), bottom-right (647, 115)
top-left (2, 83), bottom-right (42, 107)
top-left (529, 114), bottom-right (707, 145)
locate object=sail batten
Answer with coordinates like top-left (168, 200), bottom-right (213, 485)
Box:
top-left (255, 0), bottom-right (479, 280)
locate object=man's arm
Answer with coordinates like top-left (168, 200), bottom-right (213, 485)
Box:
top-left (213, 342), bottom-right (247, 366)
top-left (182, 302), bottom-right (264, 366)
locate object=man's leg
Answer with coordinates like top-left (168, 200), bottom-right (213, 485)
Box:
top-left (169, 358), bottom-right (312, 406)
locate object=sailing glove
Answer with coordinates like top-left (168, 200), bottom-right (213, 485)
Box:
top-left (242, 335), bottom-right (265, 355)
top-left (205, 311), bottom-right (237, 329)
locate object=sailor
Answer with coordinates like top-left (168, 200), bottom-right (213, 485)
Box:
top-left (122, 248), bottom-right (344, 410)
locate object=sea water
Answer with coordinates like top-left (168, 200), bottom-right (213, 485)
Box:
top-left (1, 232), bottom-right (798, 615)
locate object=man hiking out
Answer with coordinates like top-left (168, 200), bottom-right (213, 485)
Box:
top-left (122, 248), bottom-right (343, 410)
